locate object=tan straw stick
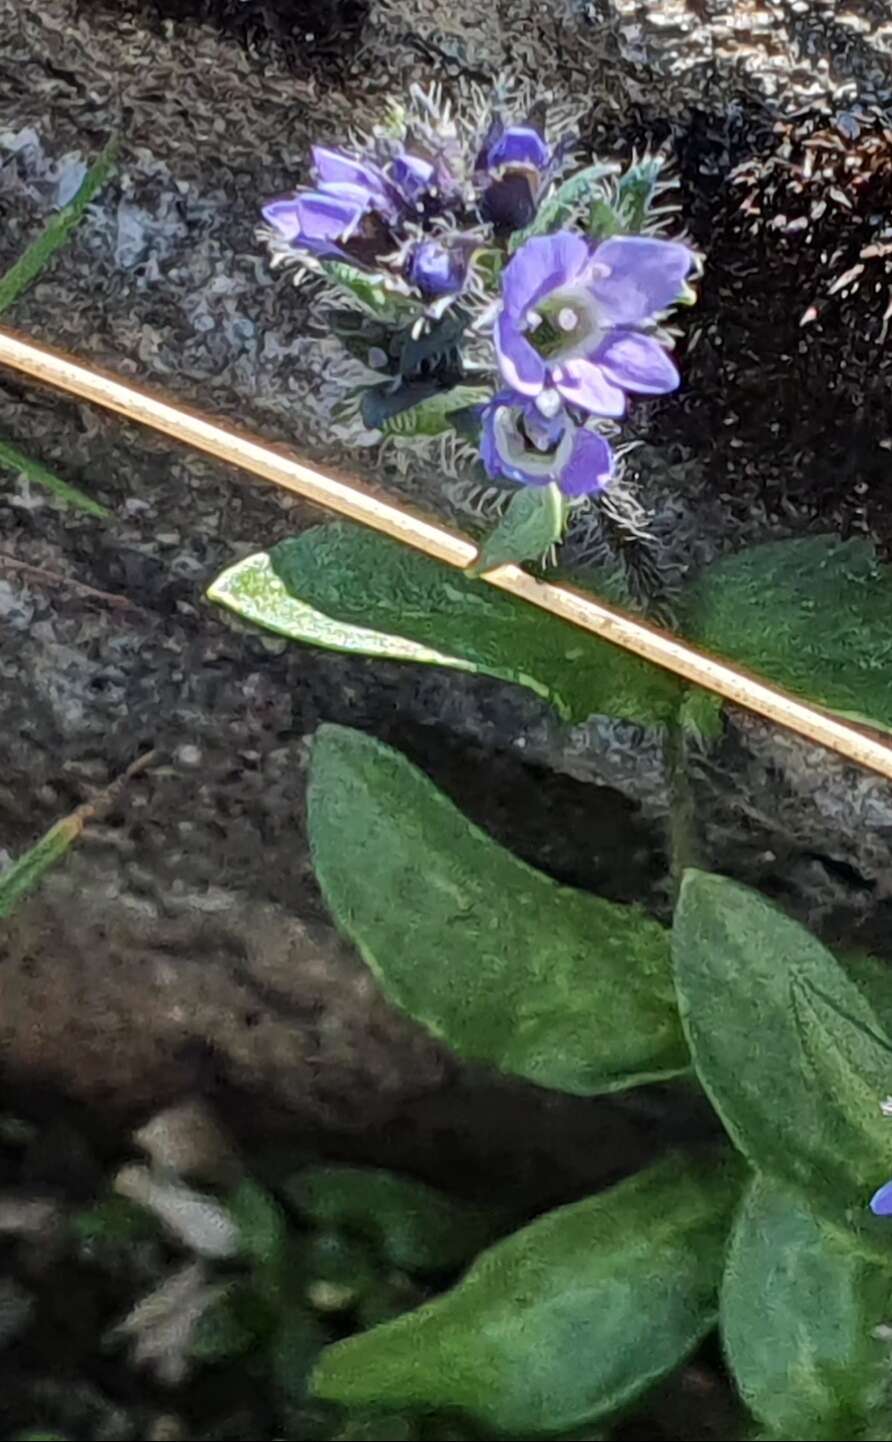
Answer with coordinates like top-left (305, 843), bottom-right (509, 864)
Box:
top-left (2, 321), bottom-right (891, 782)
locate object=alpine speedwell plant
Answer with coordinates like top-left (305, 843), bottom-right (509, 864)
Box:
top-left (208, 80), bottom-right (892, 1442)
top-left (259, 82), bottom-right (696, 569)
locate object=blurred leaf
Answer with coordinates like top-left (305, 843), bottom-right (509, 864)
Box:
top-left (268, 523), bottom-right (681, 726)
top-left (227, 1179), bottom-right (289, 1268)
top-left (310, 726), bottom-right (688, 1096)
top-left (12, 1434), bottom-right (69, 1441)
top-left (0, 134), bottom-right (118, 314)
top-left (510, 163), bottom-right (619, 251)
top-left (356, 1273), bottom-right (426, 1331)
top-left (208, 551), bottom-right (466, 669)
top-left (673, 871), bottom-right (892, 1242)
top-left (722, 1173), bottom-right (892, 1439)
top-left (0, 438), bottom-right (110, 518)
top-left (334, 1416), bottom-right (418, 1442)
top-left (189, 1283), bottom-right (262, 1364)
top-left (304, 1231), bottom-right (381, 1317)
top-left (379, 385), bottom-right (491, 439)
top-left (312, 1153), bottom-right (743, 1435)
top-left (272, 1308), bottom-right (330, 1402)
top-left (1, 813), bottom-right (84, 921)
top-left (468, 484), bottom-right (567, 577)
top-left (286, 1165), bottom-right (507, 1273)
top-left (72, 1197), bottom-right (161, 1252)
top-left (685, 537), bottom-right (892, 733)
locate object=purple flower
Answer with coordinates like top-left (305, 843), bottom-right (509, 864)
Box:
top-left (480, 392), bottom-right (614, 497)
top-left (311, 146), bottom-right (400, 221)
top-left (478, 119), bottom-right (553, 231)
top-left (408, 239), bottom-right (472, 298)
top-left (871, 1179), bottom-right (892, 1215)
top-left (262, 138), bottom-right (473, 297)
top-left (262, 149), bottom-right (398, 267)
top-left (494, 231), bottom-right (693, 417)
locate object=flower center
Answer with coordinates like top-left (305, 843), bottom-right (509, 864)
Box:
top-left (526, 287), bottom-right (602, 362)
top-left (494, 404), bottom-right (574, 480)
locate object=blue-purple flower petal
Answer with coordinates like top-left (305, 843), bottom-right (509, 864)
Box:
top-left (553, 357), bottom-right (626, 417)
top-left (559, 427), bottom-right (614, 497)
top-left (595, 329), bottom-right (680, 395)
top-left (480, 393), bottom-right (613, 497)
top-left (262, 191), bottom-right (364, 256)
top-left (495, 311), bottom-right (547, 395)
top-left (870, 1178), bottom-right (892, 1215)
top-left (408, 239), bottom-right (468, 297)
top-left (391, 152), bottom-right (436, 204)
top-left (487, 126), bottom-right (551, 173)
top-left (501, 232), bottom-right (592, 321)
top-left (590, 236), bottom-right (694, 326)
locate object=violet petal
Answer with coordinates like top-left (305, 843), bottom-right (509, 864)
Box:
top-left (559, 428), bottom-right (614, 497)
top-left (591, 236), bottom-right (694, 326)
top-left (500, 233), bottom-right (592, 321)
top-left (488, 126), bottom-right (551, 173)
top-left (595, 329), bottom-right (680, 395)
top-left (553, 357), bottom-right (626, 417)
top-left (495, 311), bottom-right (547, 395)
top-left (870, 1179), bottom-right (892, 1216)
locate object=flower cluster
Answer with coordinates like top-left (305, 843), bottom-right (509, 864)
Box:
top-left (260, 84), bottom-right (696, 552)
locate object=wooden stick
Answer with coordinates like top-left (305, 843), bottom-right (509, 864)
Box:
top-left (2, 322), bottom-right (892, 783)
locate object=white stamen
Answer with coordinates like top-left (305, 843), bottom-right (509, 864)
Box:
top-left (557, 306), bottom-right (578, 332)
top-left (526, 310), bottom-right (543, 331)
top-left (535, 389), bottom-right (562, 419)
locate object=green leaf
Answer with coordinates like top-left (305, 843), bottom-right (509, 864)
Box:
top-left (311, 1152), bottom-right (744, 1436)
top-left (722, 1173), bottom-right (892, 1439)
top-left (208, 550), bottom-right (469, 670)
top-left (468, 484), bottom-right (567, 577)
top-left (0, 134), bottom-right (119, 314)
top-left (321, 261), bottom-right (411, 322)
top-left (380, 386), bottom-right (490, 439)
top-left (285, 1165), bottom-right (507, 1274)
top-left (0, 436), bottom-right (110, 519)
top-left (0, 814), bottom-right (84, 920)
top-left (309, 726), bottom-right (688, 1096)
top-left (588, 198), bottom-right (622, 240)
top-left (509, 163), bottom-right (619, 251)
top-left (609, 156), bottom-right (668, 235)
top-left (685, 537), bottom-right (892, 733)
top-left (673, 871), bottom-right (892, 1238)
top-left (267, 522), bottom-right (681, 726)
top-left (227, 1179), bottom-right (289, 1267)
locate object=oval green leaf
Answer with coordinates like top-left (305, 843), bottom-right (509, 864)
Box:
top-left (309, 725), bottom-right (687, 1096)
top-left (673, 871), bottom-right (892, 1240)
top-left (722, 1172), bottom-right (892, 1439)
top-left (468, 484), bottom-right (567, 578)
top-left (312, 1152), bottom-right (744, 1436)
top-left (208, 551), bottom-right (470, 670)
top-left (267, 522), bottom-right (680, 726)
top-left (685, 537), bottom-right (892, 732)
